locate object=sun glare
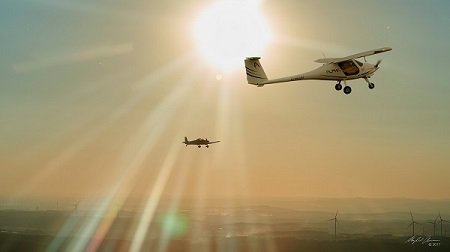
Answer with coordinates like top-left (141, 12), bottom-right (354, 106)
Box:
top-left (193, 0), bottom-right (272, 72)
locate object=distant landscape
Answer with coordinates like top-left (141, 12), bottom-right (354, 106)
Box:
top-left (1, 197), bottom-right (449, 251)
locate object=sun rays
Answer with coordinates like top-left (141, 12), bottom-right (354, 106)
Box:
top-left (37, 49), bottom-right (261, 251)
top-left (36, 51), bottom-right (204, 250)
top-left (13, 43), bottom-right (134, 73)
top-left (8, 1), bottom-right (279, 251)
top-left (5, 0), bottom-right (450, 251)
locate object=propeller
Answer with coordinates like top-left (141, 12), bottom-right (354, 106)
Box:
top-left (375, 59), bottom-right (382, 68)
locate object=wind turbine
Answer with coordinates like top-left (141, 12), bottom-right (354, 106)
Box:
top-left (407, 211), bottom-right (420, 236)
top-left (438, 212), bottom-right (450, 237)
top-left (328, 210), bottom-right (340, 240)
top-left (69, 201), bottom-right (80, 213)
top-left (427, 215), bottom-right (439, 236)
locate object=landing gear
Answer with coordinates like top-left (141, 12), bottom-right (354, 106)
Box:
top-left (337, 80), bottom-right (351, 94)
top-left (364, 77), bottom-right (375, 89)
top-left (206, 145), bottom-right (209, 148)
top-left (343, 86), bottom-right (352, 94)
top-left (198, 145), bottom-right (201, 148)
top-left (335, 78), bottom-right (374, 94)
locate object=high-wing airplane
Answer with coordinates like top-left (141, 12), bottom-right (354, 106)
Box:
top-left (183, 137), bottom-right (220, 148)
top-left (244, 47), bottom-right (392, 94)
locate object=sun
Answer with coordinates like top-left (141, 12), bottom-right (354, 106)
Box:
top-left (193, 0), bottom-right (272, 72)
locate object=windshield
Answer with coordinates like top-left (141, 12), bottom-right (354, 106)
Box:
top-left (338, 60), bottom-right (360, 75)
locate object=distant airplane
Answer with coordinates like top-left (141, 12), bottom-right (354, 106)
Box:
top-left (183, 137), bottom-right (220, 148)
top-left (244, 47), bottom-right (392, 94)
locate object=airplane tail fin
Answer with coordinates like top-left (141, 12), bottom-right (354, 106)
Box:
top-left (244, 57), bottom-right (268, 86)
top-left (184, 137), bottom-right (188, 143)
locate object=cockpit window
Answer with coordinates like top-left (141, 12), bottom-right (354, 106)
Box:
top-left (338, 60), bottom-right (360, 75)
top-left (355, 60), bottom-right (363, 67)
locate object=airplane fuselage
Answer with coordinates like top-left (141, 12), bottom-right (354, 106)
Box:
top-left (262, 60), bottom-right (378, 85)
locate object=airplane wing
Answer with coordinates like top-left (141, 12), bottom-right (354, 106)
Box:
top-left (314, 57), bottom-right (340, 64)
top-left (315, 47), bottom-right (392, 64)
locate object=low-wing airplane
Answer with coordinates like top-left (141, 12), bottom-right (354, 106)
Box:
top-left (244, 47), bottom-right (392, 94)
top-left (183, 137), bottom-right (220, 148)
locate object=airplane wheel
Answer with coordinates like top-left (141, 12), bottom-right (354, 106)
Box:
top-left (343, 86), bottom-right (352, 94)
top-left (198, 146), bottom-right (201, 148)
top-left (335, 83), bottom-right (342, 91)
top-left (206, 145), bottom-right (209, 148)
top-left (369, 83), bottom-right (375, 89)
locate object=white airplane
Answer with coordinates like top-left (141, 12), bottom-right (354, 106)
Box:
top-left (244, 47), bottom-right (392, 94)
top-left (183, 137), bottom-right (220, 148)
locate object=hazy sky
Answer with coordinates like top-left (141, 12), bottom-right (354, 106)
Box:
top-left (1, 0), bottom-right (450, 200)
